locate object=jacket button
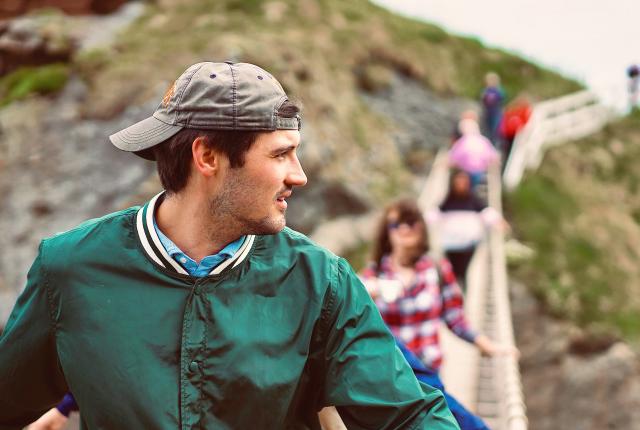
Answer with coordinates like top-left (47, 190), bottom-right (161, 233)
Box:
top-left (189, 361), bottom-right (200, 372)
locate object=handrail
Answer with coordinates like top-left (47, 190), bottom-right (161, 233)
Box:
top-left (503, 90), bottom-right (613, 190)
top-left (418, 149), bottom-right (528, 430)
top-left (487, 163), bottom-right (528, 430)
top-left (417, 148), bottom-right (451, 211)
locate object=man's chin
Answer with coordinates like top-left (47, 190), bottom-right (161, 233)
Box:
top-left (271, 216), bottom-right (287, 233)
top-left (248, 214), bottom-right (286, 235)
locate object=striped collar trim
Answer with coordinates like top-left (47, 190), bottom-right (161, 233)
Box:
top-left (135, 191), bottom-right (255, 276)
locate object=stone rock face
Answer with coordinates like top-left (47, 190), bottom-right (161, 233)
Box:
top-left (287, 74), bottom-right (475, 233)
top-left (286, 176), bottom-right (370, 234)
top-left (511, 280), bottom-right (640, 429)
top-left (0, 15), bottom-right (74, 75)
top-left (0, 76), bottom-right (157, 324)
top-left (0, 0), bottom-right (128, 19)
top-left (0, 2), bottom-right (144, 76)
top-left (361, 74), bottom-right (477, 174)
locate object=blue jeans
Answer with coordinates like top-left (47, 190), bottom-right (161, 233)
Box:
top-left (396, 341), bottom-right (490, 430)
top-left (484, 110), bottom-right (502, 145)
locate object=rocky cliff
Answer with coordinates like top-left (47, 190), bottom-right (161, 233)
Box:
top-left (512, 281), bottom-right (640, 429)
top-left (0, 0), bottom-right (579, 314)
top-left (0, 0), bottom-right (128, 19)
top-left (1, 1), bottom-right (614, 427)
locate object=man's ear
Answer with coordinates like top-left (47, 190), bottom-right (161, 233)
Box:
top-left (192, 136), bottom-right (222, 177)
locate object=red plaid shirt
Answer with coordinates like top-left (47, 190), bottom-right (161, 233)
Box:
top-left (360, 254), bottom-right (477, 370)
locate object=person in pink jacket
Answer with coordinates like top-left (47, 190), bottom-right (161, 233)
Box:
top-left (448, 119), bottom-right (499, 187)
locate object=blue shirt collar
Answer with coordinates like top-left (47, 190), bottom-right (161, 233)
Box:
top-left (153, 218), bottom-right (245, 278)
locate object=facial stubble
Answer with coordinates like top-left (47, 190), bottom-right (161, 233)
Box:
top-left (207, 170), bottom-right (287, 239)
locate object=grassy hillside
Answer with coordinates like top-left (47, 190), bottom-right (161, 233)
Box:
top-left (2, 0), bottom-right (582, 205)
top-left (67, 0), bottom-right (580, 201)
top-left (1, 0), bottom-right (586, 272)
top-left (505, 110), bottom-right (640, 343)
top-left (78, 0), bottom-right (581, 115)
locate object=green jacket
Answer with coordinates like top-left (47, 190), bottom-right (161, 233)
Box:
top-left (0, 195), bottom-right (459, 430)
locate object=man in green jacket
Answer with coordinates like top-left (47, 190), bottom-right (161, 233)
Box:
top-left (0, 61), bottom-right (459, 430)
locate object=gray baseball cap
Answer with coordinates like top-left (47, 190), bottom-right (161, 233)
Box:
top-left (109, 61), bottom-right (301, 160)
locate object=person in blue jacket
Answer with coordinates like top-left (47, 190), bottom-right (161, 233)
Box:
top-left (481, 72), bottom-right (505, 145)
top-left (396, 341), bottom-right (490, 430)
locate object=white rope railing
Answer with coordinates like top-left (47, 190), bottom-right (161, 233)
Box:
top-left (503, 90), bottom-right (613, 190)
top-left (418, 149), bottom-right (527, 430)
top-left (487, 164), bottom-right (528, 430)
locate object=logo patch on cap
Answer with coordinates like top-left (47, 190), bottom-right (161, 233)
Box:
top-left (162, 81), bottom-right (177, 108)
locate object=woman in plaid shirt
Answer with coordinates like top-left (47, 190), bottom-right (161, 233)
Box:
top-left (360, 199), bottom-right (503, 371)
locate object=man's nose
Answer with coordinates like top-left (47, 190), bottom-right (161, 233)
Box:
top-left (287, 157), bottom-right (307, 187)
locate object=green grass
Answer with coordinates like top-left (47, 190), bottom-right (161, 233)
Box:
top-left (508, 178), bottom-right (635, 338)
top-left (3, 0), bottom-right (583, 121)
top-left (79, 0), bottom-right (582, 112)
top-left (505, 113), bottom-right (640, 343)
top-left (448, 37), bottom-right (585, 102)
top-left (0, 64), bottom-right (69, 107)
top-left (380, 6), bottom-right (582, 99)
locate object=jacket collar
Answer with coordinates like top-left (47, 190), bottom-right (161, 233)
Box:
top-left (135, 192), bottom-right (255, 276)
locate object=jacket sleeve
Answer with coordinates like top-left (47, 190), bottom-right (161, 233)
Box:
top-left (0, 241), bottom-right (67, 429)
top-left (319, 257), bottom-right (460, 430)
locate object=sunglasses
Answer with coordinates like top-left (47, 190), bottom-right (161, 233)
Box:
top-left (387, 219), bottom-right (419, 230)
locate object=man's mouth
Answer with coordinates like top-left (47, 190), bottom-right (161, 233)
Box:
top-left (276, 190), bottom-right (292, 209)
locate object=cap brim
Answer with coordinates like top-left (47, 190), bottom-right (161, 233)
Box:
top-left (109, 116), bottom-right (182, 160)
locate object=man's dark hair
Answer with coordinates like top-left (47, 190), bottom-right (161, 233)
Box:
top-left (154, 100), bottom-right (300, 194)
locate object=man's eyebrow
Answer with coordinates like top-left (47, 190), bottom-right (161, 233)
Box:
top-left (270, 144), bottom-right (299, 154)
